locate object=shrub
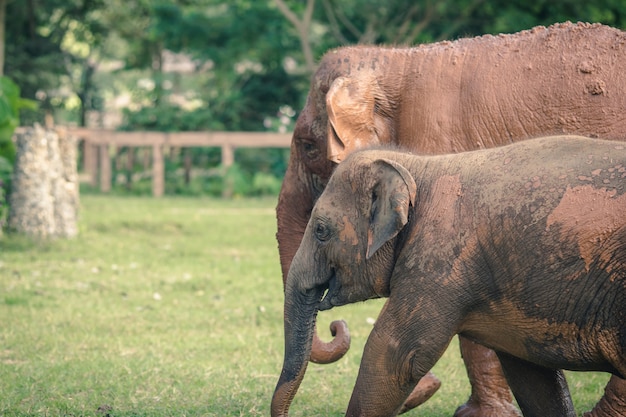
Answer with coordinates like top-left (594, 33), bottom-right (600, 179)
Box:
top-left (0, 77), bottom-right (37, 227)
top-left (251, 172), bottom-right (282, 196)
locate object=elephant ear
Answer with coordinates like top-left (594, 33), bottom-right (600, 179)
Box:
top-left (366, 158), bottom-right (417, 259)
top-left (326, 74), bottom-right (382, 163)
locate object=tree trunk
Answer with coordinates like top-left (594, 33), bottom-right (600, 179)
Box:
top-left (274, 0), bottom-right (316, 74)
top-left (126, 147), bottom-right (134, 190)
top-left (183, 148), bottom-right (191, 185)
top-left (54, 126), bottom-right (79, 237)
top-left (8, 125), bottom-right (79, 238)
top-left (78, 61), bottom-right (96, 127)
top-left (0, 0), bottom-right (5, 76)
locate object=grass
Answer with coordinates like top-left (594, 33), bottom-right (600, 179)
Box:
top-left (0, 195), bottom-right (610, 416)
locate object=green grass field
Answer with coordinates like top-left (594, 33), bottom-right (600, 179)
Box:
top-left (0, 196), bottom-right (609, 416)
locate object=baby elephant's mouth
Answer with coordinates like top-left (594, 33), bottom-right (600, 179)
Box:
top-left (318, 270), bottom-right (340, 311)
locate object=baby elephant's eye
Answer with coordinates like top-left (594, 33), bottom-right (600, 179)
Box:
top-left (314, 220), bottom-right (331, 242)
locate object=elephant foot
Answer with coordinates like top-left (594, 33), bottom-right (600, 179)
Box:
top-left (398, 372), bottom-right (441, 414)
top-left (453, 398), bottom-right (521, 417)
top-left (455, 337), bottom-right (521, 417)
top-left (583, 376), bottom-right (626, 417)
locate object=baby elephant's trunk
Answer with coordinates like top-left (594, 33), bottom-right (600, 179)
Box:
top-left (271, 278), bottom-right (324, 416)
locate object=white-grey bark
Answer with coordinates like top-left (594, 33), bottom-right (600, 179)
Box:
top-left (8, 125), bottom-right (79, 238)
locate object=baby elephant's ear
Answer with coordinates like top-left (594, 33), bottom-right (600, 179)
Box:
top-left (366, 159), bottom-right (417, 259)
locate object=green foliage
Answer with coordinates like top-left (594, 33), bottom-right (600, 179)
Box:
top-left (111, 163), bottom-right (285, 198)
top-left (120, 102), bottom-right (224, 132)
top-left (0, 156), bottom-right (12, 226)
top-left (8, 0), bottom-right (626, 131)
top-left (7, 1), bottom-right (626, 127)
top-left (222, 163), bottom-right (250, 196)
top-left (5, 0), bottom-right (626, 196)
top-left (219, 163), bottom-right (283, 198)
top-left (0, 77), bottom-right (23, 163)
top-left (0, 76), bottom-right (38, 227)
top-left (309, 0), bottom-right (626, 48)
top-left (117, 97), bottom-right (291, 198)
top-left (5, 0), bottom-right (107, 125)
top-left (251, 171), bottom-right (283, 196)
top-left (453, 0), bottom-right (626, 36)
top-left (103, 144), bottom-right (287, 198)
top-left (100, 0), bottom-right (305, 133)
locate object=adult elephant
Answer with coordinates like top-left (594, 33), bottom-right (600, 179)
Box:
top-left (275, 21), bottom-right (626, 416)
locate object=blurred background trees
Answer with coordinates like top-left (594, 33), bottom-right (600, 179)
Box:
top-left (1, 0), bottom-right (625, 197)
top-left (5, 0), bottom-right (625, 132)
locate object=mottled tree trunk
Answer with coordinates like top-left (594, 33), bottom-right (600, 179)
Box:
top-left (8, 125), bottom-right (79, 238)
top-left (54, 126), bottom-right (79, 237)
top-left (0, 0), bottom-right (5, 76)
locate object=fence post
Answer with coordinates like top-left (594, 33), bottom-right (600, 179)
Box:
top-left (221, 143), bottom-right (235, 198)
top-left (99, 143), bottom-right (111, 193)
top-left (221, 143), bottom-right (234, 168)
top-left (152, 143), bottom-right (164, 197)
top-left (83, 141), bottom-right (98, 187)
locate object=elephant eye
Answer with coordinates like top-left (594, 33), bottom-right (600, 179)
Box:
top-left (314, 220), bottom-right (331, 242)
top-left (301, 140), bottom-right (320, 160)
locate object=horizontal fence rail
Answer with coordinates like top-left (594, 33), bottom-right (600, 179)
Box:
top-left (67, 128), bottom-right (293, 197)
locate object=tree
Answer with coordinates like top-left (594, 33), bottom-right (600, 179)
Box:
top-left (0, 0), bottom-right (6, 76)
top-left (2, 0), bottom-right (626, 198)
top-left (113, 1), bottom-right (305, 132)
top-left (4, 0), bottom-right (626, 131)
top-left (0, 76), bottom-right (37, 227)
top-left (3, 0), bottom-right (108, 126)
top-left (276, 0), bottom-right (626, 77)
top-left (274, 0), bottom-right (316, 73)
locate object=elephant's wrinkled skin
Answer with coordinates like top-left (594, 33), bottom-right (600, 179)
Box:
top-left (276, 21), bottom-right (626, 416)
top-left (272, 136), bottom-right (626, 417)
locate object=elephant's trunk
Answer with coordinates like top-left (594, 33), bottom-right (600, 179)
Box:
top-left (271, 280), bottom-right (325, 417)
top-left (276, 161), bottom-right (351, 365)
top-left (310, 320), bottom-right (350, 363)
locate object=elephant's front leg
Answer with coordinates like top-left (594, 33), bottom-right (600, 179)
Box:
top-left (345, 307), bottom-right (451, 416)
top-left (454, 337), bottom-right (521, 417)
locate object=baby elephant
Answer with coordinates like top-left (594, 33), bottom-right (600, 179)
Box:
top-left (271, 135), bottom-right (626, 417)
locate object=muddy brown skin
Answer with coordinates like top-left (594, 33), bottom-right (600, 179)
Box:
top-left (275, 21), bottom-right (626, 416)
top-left (273, 135), bottom-right (626, 417)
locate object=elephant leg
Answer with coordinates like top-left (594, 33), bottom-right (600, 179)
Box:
top-left (345, 307), bottom-right (450, 416)
top-left (496, 352), bottom-right (575, 417)
top-left (583, 375), bottom-right (626, 417)
top-left (454, 337), bottom-right (520, 417)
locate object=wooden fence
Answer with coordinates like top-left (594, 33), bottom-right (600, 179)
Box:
top-left (68, 128), bottom-right (292, 197)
